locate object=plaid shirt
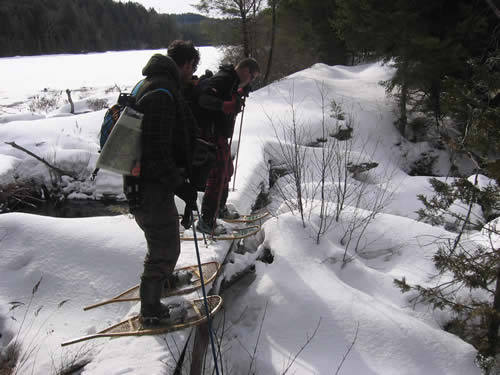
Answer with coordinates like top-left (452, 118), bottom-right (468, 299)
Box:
top-left (139, 91), bottom-right (181, 187)
top-left (134, 55), bottom-right (195, 190)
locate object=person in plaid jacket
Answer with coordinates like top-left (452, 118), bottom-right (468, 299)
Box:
top-left (124, 41), bottom-right (200, 326)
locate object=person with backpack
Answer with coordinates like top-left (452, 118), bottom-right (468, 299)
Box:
top-left (124, 41), bottom-right (200, 327)
top-left (194, 58), bottom-right (260, 235)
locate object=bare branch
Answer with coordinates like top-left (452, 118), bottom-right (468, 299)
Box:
top-left (281, 318), bottom-right (322, 375)
top-left (5, 141), bottom-right (76, 179)
top-left (247, 301), bottom-right (268, 375)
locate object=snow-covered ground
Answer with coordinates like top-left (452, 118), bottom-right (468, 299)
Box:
top-left (0, 47), bottom-right (494, 374)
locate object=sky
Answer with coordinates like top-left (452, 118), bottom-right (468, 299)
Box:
top-left (0, 48), bottom-right (496, 374)
top-left (114, 0), bottom-right (200, 14)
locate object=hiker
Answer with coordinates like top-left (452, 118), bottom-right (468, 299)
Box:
top-left (194, 58), bottom-right (260, 235)
top-left (124, 41), bottom-right (200, 326)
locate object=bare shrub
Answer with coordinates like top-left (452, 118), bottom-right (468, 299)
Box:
top-left (266, 82), bottom-right (390, 250)
top-left (0, 181), bottom-right (43, 213)
top-left (86, 98), bottom-right (109, 111)
top-left (3, 278), bottom-right (70, 375)
top-left (265, 83), bottom-right (310, 227)
top-left (28, 91), bottom-right (62, 113)
top-left (104, 84), bottom-right (122, 94)
top-left (51, 345), bottom-right (93, 375)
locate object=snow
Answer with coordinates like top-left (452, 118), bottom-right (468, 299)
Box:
top-left (113, 0), bottom-right (198, 15)
top-left (0, 48), bottom-right (491, 374)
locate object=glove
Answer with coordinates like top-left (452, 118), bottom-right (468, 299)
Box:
top-left (175, 181), bottom-right (197, 207)
top-left (222, 94), bottom-right (241, 114)
top-left (181, 204), bottom-right (194, 229)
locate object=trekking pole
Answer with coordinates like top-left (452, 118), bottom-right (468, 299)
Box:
top-left (196, 206), bottom-right (208, 246)
top-left (231, 102), bottom-right (246, 192)
top-left (191, 210), bottom-right (221, 375)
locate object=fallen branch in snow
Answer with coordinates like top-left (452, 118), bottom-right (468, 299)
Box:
top-left (5, 141), bottom-right (76, 179)
top-left (0, 182), bottom-right (45, 213)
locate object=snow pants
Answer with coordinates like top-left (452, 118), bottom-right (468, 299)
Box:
top-left (132, 183), bottom-right (180, 284)
top-left (201, 136), bottom-right (233, 225)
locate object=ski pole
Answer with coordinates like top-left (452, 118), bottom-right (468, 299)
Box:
top-left (191, 210), bottom-right (220, 375)
top-left (231, 102), bottom-right (245, 192)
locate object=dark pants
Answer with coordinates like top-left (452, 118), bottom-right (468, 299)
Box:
top-left (133, 183), bottom-right (180, 284)
top-left (201, 136), bottom-right (233, 225)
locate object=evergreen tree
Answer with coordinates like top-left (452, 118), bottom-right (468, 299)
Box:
top-left (0, 0), bottom-right (191, 57)
top-left (396, 175), bottom-right (500, 365)
top-left (280, 0), bottom-right (347, 65)
top-left (334, 0), bottom-right (497, 140)
top-left (195, 0), bottom-right (264, 57)
top-left (442, 45), bottom-right (500, 182)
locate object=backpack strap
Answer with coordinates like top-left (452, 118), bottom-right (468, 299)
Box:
top-left (131, 79), bottom-right (145, 97)
top-left (136, 88), bottom-right (174, 105)
top-left (91, 86), bottom-right (173, 183)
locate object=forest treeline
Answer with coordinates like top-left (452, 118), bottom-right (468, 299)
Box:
top-left (0, 0), bottom-right (212, 56)
top-left (2, 0), bottom-right (499, 180)
top-left (196, 0), bottom-right (498, 180)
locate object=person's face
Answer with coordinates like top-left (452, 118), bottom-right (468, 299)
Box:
top-left (238, 67), bottom-right (259, 88)
top-left (180, 59), bottom-right (197, 83)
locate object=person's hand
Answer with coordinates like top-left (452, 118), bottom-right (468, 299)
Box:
top-left (175, 181), bottom-right (197, 229)
top-left (175, 181), bottom-right (197, 208)
top-left (181, 204), bottom-right (194, 229)
top-left (222, 94), bottom-right (241, 114)
top-left (237, 85), bottom-right (251, 98)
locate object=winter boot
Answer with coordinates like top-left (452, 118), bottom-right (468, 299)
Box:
top-left (139, 278), bottom-right (170, 327)
top-left (196, 216), bottom-right (227, 236)
top-left (218, 205), bottom-right (240, 220)
top-left (164, 270), bottom-right (193, 290)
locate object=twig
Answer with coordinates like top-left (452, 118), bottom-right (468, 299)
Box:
top-left (247, 301), bottom-right (268, 375)
top-left (334, 322), bottom-right (359, 375)
top-left (282, 317), bottom-right (322, 375)
top-left (212, 308), bottom-right (227, 375)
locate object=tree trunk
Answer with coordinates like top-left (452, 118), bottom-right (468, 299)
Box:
top-left (487, 261), bottom-right (500, 355)
top-left (66, 89), bottom-right (74, 114)
top-left (398, 58), bottom-right (409, 138)
top-left (264, 0), bottom-right (277, 84)
top-left (430, 79), bottom-right (442, 127)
